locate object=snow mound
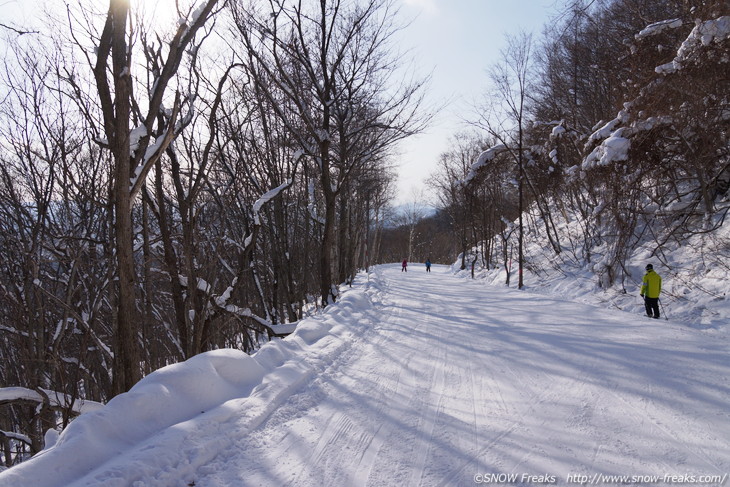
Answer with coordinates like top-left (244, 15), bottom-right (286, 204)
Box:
top-left (0, 279), bottom-right (376, 487)
top-left (0, 350), bottom-right (265, 487)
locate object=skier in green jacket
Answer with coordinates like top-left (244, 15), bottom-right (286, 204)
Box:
top-left (640, 264), bottom-right (662, 319)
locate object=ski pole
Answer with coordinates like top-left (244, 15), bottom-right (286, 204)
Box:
top-left (659, 298), bottom-right (669, 321)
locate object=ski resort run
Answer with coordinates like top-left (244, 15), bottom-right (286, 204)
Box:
top-left (1, 264), bottom-right (727, 487)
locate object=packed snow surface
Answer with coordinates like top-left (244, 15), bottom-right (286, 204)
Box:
top-left (1, 264), bottom-right (728, 486)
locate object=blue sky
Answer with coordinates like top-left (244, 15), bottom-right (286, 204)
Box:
top-left (395, 0), bottom-right (561, 204)
top-left (1, 0), bottom-right (560, 207)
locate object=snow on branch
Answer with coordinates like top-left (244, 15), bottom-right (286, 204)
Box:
top-left (587, 118), bottom-right (622, 145)
top-left (129, 125), bottom-right (148, 153)
top-left (635, 18), bottom-right (683, 40)
top-left (178, 275), bottom-right (212, 294)
top-left (551, 125), bottom-right (566, 138)
top-left (216, 293), bottom-right (294, 338)
top-left (583, 128), bottom-right (630, 169)
top-left (129, 94), bottom-right (182, 201)
top-left (207, 178), bottom-right (294, 320)
top-left (175, 1), bottom-right (218, 45)
top-left (579, 109), bottom-right (675, 171)
top-left (219, 303), bottom-right (267, 326)
top-left (252, 179), bottom-right (292, 225)
top-left (0, 324), bottom-right (29, 337)
top-left (0, 387), bottom-right (104, 415)
top-left (177, 179), bottom-right (292, 313)
top-left (655, 16), bottom-right (730, 74)
top-left (462, 144), bottom-right (508, 185)
top-left (0, 429), bottom-right (31, 446)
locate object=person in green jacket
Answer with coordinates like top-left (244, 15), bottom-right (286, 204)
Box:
top-left (640, 263), bottom-right (662, 319)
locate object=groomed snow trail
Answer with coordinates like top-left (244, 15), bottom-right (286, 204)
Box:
top-left (196, 264), bottom-right (729, 486)
top-left (3, 264), bottom-right (727, 487)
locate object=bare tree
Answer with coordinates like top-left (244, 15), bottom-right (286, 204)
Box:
top-left (230, 0), bottom-right (429, 306)
top-left (83, 0), bottom-right (223, 392)
top-left (393, 189), bottom-right (428, 262)
top-left (471, 32), bottom-right (535, 288)
top-left (0, 30), bottom-right (114, 459)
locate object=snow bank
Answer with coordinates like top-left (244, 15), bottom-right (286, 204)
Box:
top-left (0, 279), bottom-right (376, 487)
top-left (0, 350), bottom-right (266, 487)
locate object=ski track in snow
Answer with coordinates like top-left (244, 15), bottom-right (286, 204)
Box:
top-left (191, 264), bottom-right (729, 486)
top-left (3, 264), bottom-right (729, 487)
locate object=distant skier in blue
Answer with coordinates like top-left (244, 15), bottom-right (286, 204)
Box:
top-left (425, 258), bottom-right (431, 272)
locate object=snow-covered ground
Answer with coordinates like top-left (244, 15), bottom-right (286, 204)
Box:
top-left (1, 263), bottom-right (728, 487)
top-left (456, 211), bottom-right (730, 333)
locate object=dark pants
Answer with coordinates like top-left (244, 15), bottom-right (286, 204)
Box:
top-left (644, 297), bottom-right (660, 319)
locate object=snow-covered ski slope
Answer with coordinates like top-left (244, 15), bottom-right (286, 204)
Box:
top-left (2, 264), bottom-right (728, 487)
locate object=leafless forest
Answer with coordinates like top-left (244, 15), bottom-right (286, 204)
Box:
top-left (1, 0), bottom-right (728, 467)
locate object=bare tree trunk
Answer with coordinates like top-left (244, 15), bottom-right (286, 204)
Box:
top-left (95, 0), bottom-right (141, 394)
top-left (321, 185), bottom-right (337, 306)
top-left (152, 160), bottom-right (187, 358)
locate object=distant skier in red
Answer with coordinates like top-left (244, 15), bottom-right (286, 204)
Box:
top-left (402, 259), bottom-right (408, 272)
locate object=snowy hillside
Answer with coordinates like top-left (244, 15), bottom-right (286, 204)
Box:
top-left (453, 205), bottom-right (729, 333)
top-left (1, 264), bottom-right (728, 487)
